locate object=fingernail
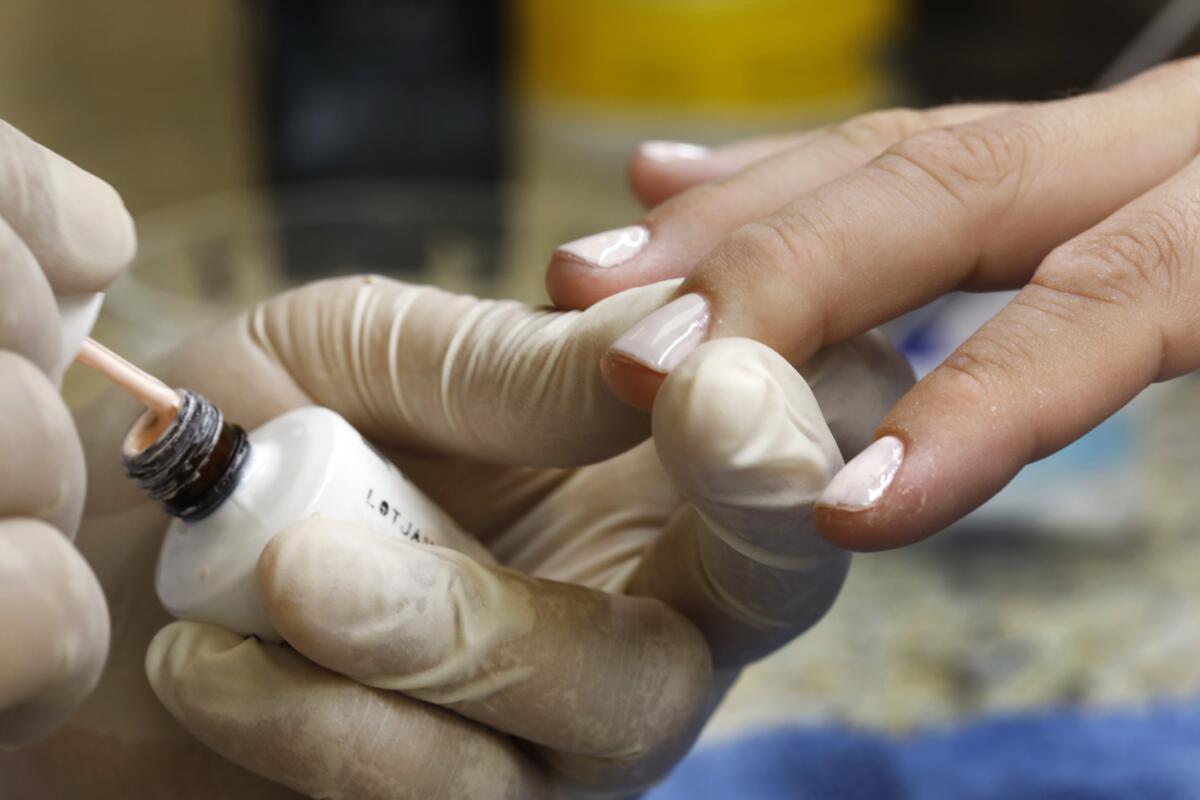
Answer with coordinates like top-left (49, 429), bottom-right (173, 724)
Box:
top-left (609, 293), bottom-right (710, 373)
top-left (557, 225), bottom-right (649, 269)
top-left (817, 436), bottom-right (904, 511)
top-left (638, 141), bottom-right (711, 163)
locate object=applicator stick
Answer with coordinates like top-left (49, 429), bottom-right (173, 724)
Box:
top-left (76, 338), bottom-right (180, 416)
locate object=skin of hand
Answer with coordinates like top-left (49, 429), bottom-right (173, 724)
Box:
top-left (546, 55), bottom-right (1200, 552)
top-left (0, 119), bottom-right (135, 748)
top-left (1, 275), bottom-right (910, 799)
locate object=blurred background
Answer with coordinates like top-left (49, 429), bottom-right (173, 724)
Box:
top-left (8, 0), bottom-right (1200, 765)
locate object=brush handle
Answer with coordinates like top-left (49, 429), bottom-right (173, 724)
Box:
top-left (76, 338), bottom-right (180, 415)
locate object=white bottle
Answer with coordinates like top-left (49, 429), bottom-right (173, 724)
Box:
top-left (123, 390), bottom-right (491, 642)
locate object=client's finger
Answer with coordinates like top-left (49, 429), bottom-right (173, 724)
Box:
top-left (629, 133), bottom-right (815, 209)
top-left (550, 104), bottom-right (1011, 310)
top-left (817, 149), bottom-right (1200, 550)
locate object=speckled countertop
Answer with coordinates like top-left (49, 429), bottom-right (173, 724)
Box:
top-left (707, 385), bottom-right (1200, 740)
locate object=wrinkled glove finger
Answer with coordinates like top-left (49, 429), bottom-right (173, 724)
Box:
top-left (239, 275), bottom-right (679, 466)
top-left (258, 518), bottom-right (712, 794)
top-left (485, 439), bottom-right (681, 586)
top-left (0, 218), bottom-right (63, 378)
top-left (0, 119), bottom-right (135, 294)
top-left (147, 621), bottom-right (552, 800)
top-left (799, 330), bottom-right (915, 459)
top-left (0, 518), bottom-right (109, 749)
top-left (0, 355), bottom-right (104, 749)
top-left (629, 338), bottom-right (850, 669)
top-left (0, 353), bottom-right (85, 534)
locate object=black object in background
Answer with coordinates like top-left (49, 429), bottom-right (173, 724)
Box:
top-left (901, 0), bottom-right (1199, 103)
top-left (253, 0), bottom-right (506, 281)
top-left (255, 0), bottom-right (504, 182)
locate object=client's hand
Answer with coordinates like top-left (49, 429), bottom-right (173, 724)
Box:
top-left (548, 57), bottom-right (1200, 551)
top-left (2, 276), bottom-right (909, 798)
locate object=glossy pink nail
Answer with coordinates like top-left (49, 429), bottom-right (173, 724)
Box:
top-left (608, 293), bottom-right (710, 373)
top-left (638, 141), bottom-right (711, 163)
top-left (557, 225), bottom-right (649, 269)
top-left (817, 436), bottom-right (904, 511)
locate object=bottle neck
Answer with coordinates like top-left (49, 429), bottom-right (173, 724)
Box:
top-left (123, 389), bottom-right (250, 521)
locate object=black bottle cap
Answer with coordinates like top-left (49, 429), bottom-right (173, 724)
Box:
top-left (122, 389), bottom-right (250, 521)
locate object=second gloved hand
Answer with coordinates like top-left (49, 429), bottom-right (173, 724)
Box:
top-left (4, 276), bottom-right (909, 798)
top-left (0, 118), bottom-right (134, 749)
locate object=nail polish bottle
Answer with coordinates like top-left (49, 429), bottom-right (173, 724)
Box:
top-left (123, 390), bottom-right (491, 642)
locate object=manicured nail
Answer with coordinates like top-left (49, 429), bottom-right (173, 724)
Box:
top-left (609, 293), bottom-right (710, 373)
top-left (557, 225), bottom-right (649, 269)
top-left (638, 141), bottom-right (711, 163)
top-left (818, 436), bottom-right (904, 511)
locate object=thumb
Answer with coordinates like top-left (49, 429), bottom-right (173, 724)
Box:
top-left (630, 338), bottom-right (849, 668)
top-left (224, 275), bottom-right (680, 467)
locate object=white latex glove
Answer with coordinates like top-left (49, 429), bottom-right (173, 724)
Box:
top-left (2, 275), bottom-right (909, 798)
top-left (0, 120), bottom-right (135, 748)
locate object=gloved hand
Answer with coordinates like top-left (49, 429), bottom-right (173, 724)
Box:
top-left (0, 119), bottom-right (135, 748)
top-left (2, 275), bottom-right (910, 798)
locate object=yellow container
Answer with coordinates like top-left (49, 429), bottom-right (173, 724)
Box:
top-left (515, 0), bottom-right (901, 114)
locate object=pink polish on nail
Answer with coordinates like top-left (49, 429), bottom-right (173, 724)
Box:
top-left (817, 436), bottom-right (904, 511)
top-left (557, 225), bottom-right (649, 269)
top-left (609, 293), bottom-right (710, 373)
top-left (638, 141), bottom-right (711, 163)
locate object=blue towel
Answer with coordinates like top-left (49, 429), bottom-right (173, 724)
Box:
top-left (648, 699), bottom-right (1200, 799)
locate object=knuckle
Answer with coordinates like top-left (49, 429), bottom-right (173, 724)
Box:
top-left (937, 329), bottom-right (1035, 407)
top-left (875, 121), bottom-right (1033, 205)
top-left (754, 204), bottom-right (848, 272)
top-left (752, 215), bottom-right (818, 271)
top-left (708, 223), bottom-right (793, 310)
top-left (828, 107), bottom-right (927, 152)
top-left (1039, 203), bottom-right (1193, 306)
top-left (706, 217), bottom-right (832, 348)
top-left (723, 219), bottom-right (807, 285)
top-left (751, 208), bottom-right (844, 285)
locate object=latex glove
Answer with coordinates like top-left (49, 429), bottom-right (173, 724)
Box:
top-left (546, 57), bottom-right (1200, 551)
top-left (2, 275), bottom-right (909, 798)
top-left (0, 120), bottom-right (135, 748)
